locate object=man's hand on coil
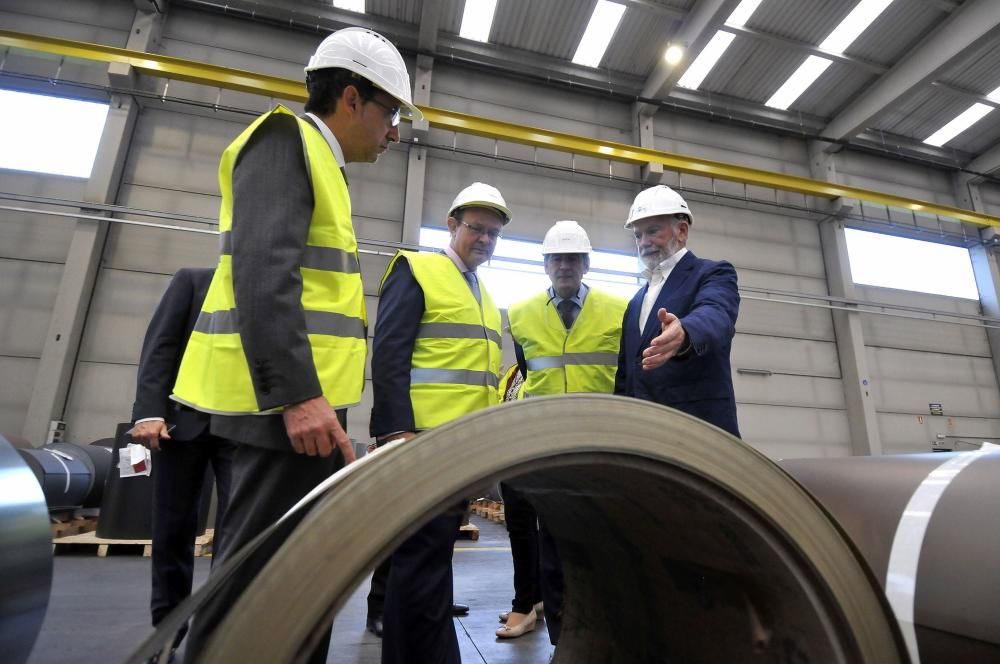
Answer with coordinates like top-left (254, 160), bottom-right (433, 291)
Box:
top-left (129, 420), bottom-right (171, 451)
top-left (283, 396), bottom-right (356, 463)
top-left (642, 308), bottom-right (687, 371)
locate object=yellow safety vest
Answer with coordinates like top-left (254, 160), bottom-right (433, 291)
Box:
top-left (172, 106), bottom-right (367, 414)
top-left (382, 251), bottom-right (502, 429)
top-left (508, 287), bottom-right (627, 396)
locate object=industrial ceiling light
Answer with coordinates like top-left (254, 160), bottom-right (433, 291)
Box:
top-left (332, 0), bottom-right (365, 13)
top-left (676, 0), bottom-right (762, 90)
top-left (572, 0), bottom-right (627, 68)
top-left (459, 0), bottom-right (498, 43)
top-left (923, 84), bottom-right (1000, 147)
top-left (766, 0), bottom-right (895, 110)
top-left (664, 44), bottom-right (685, 65)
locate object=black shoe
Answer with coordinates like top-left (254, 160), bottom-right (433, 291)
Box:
top-left (452, 603), bottom-right (470, 616)
top-left (366, 615), bottom-right (384, 638)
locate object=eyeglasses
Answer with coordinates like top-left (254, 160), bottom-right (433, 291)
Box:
top-left (460, 220), bottom-right (502, 239)
top-left (368, 97), bottom-right (401, 127)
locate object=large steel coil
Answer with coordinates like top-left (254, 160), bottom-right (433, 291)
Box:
top-left (195, 396), bottom-right (906, 663)
top-left (0, 436), bottom-right (53, 664)
top-left (17, 442), bottom-right (113, 511)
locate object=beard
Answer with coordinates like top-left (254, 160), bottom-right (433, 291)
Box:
top-left (640, 237), bottom-right (681, 270)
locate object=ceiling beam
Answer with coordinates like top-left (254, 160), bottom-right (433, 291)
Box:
top-left (964, 142), bottom-right (1000, 181)
top-left (417, 0), bottom-right (443, 53)
top-left (820, 0), bottom-right (1000, 148)
top-left (638, 0), bottom-right (741, 116)
top-left (725, 24), bottom-right (887, 76)
top-left (619, 0), bottom-right (687, 20)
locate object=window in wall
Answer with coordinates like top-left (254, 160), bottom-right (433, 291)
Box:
top-left (418, 228), bottom-right (641, 308)
top-left (0, 89), bottom-right (109, 178)
top-left (844, 228), bottom-right (979, 300)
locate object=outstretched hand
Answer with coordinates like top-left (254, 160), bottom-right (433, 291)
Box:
top-left (642, 308), bottom-right (687, 370)
top-left (283, 396), bottom-right (356, 462)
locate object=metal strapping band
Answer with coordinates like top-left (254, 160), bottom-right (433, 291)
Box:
top-left (194, 308), bottom-right (364, 339)
top-left (884, 443), bottom-right (999, 664)
top-left (418, 322), bottom-right (502, 345)
top-left (410, 368), bottom-right (499, 389)
top-left (526, 352), bottom-right (619, 371)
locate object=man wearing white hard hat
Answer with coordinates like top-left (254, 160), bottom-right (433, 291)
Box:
top-left (615, 185), bottom-right (741, 438)
top-left (176, 27), bottom-right (419, 663)
top-left (504, 220), bottom-right (628, 645)
top-left (370, 183), bottom-right (510, 663)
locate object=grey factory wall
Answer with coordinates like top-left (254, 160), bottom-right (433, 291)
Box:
top-left (2, 0), bottom-right (998, 458)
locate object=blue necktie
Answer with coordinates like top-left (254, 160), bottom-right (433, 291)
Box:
top-left (464, 271), bottom-right (481, 304)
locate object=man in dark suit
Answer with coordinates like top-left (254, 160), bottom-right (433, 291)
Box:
top-left (130, 267), bottom-right (236, 660)
top-left (173, 28), bottom-right (423, 663)
top-left (615, 185), bottom-right (741, 437)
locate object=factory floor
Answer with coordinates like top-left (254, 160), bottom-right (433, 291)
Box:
top-left (28, 515), bottom-right (554, 663)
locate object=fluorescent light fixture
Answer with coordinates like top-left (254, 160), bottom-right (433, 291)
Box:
top-left (677, 31), bottom-right (735, 90)
top-left (459, 0), bottom-right (498, 43)
top-left (724, 0), bottom-right (763, 29)
top-left (844, 228), bottom-right (979, 299)
top-left (820, 0), bottom-right (894, 54)
top-left (0, 89), bottom-right (109, 178)
top-left (664, 44), bottom-right (684, 65)
top-left (675, 0), bottom-right (762, 90)
top-left (765, 55), bottom-right (832, 109)
top-left (572, 1), bottom-right (626, 68)
top-left (986, 84), bottom-right (1000, 103)
top-left (332, 0), bottom-right (365, 13)
top-left (923, 103), bottom-right (993, 147)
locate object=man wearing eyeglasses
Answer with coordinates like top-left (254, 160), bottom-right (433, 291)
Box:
top-left (173, 27), bottom-right (419, 663)
top-left (370, 182), bottom-right (511, 664)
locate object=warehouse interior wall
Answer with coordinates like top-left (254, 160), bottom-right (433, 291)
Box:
top-left (2, 0), bottom-right (999, 458)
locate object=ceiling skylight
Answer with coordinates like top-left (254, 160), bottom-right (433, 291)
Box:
top-left (459, 0), bottom-right (498, 43)
top-left (765, 0), bottom-right (895, 109)
top-left (676, 0), bottom-right (762, 90)
top-left (332, 0), bottom-right (365, 13)
top-left (572, 1), bottom-right (626, 68)
top-left (923, 103), bottom-right (993, 147)
top-left (923, 84), bottom-right (1000, 147)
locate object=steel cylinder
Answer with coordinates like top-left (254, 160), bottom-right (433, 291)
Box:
top-left (185, 395), bottom-right (906, 664)
top-left (0, 436), bottom-right (54, 664)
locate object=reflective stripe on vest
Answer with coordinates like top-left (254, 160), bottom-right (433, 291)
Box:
top-left (172, 105), bottom-right (367, 414)
top-left (509, 287), bottom-right (627, 396)
top-left (383, 251), bottom-right (502, 429)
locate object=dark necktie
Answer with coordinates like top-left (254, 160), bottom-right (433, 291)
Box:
top-left (464, 271), bottom-right (481, 304)
top-left (557, 299), bottom-right (577, 330)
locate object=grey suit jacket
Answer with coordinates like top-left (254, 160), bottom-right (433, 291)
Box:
top-left (209, 113), bottom-right (345, 451)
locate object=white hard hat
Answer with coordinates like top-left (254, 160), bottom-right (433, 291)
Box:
top-left (625, 185), bottom-right (693, 228)
top-left (542, 220), bottom-right (592, 255)
top-left (448, 182), bottom-right (512, 225)
top-left (305, 27), bottom-right (423, 122)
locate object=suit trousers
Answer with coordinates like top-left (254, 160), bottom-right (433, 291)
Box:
top-left (381, 505), bottom-right (466, 664)
top-left (150, 434), bottom-right (236, 647)
top-left (184, 432), bottom-right (345, 664)
top-left (538, 518), bottom-right (565, 646)
top-left (499, 482), bottom-right (542, 614)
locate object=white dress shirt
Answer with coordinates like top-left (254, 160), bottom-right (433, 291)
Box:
top-left (304, 112), bottom-right (346, 167)
top-left (639, 247), bottom-right (688, 332)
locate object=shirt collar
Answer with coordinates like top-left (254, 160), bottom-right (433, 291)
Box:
top-left (549, 283), bottom-right (588, 308)
top-left (443, 245), bottom-right (471, 273)
top-left (641, 247), bottom-right (688, 284)
top-left (303, 112), bottom-right (346, 168)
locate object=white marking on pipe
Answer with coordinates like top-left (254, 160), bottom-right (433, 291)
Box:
top-left (885, 443), bottom-right (998, 663)
top-left (44, 449), bottom-right (73, 494)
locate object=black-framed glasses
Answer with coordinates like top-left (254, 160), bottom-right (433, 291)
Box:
top-left (460, 220), bottom-right (502, 239)
top-left (368, 97), bottom-right (401, 127)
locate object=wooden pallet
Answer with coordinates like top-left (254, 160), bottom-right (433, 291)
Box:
top-left (50, 516), bottom-right (99, 539)
top-left (471, 499), bottom-right (505, 524)
top-left (458, 523), bottom-right (480, 541)
top-left (53, 529), bottom-right (214, 558)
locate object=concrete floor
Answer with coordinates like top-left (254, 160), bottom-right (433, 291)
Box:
top-left (27, 516), bottom-right (554, 663)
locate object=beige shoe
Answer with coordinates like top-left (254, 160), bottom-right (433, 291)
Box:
top-left (499, 602), bottom-right (543, 623)
top-left (495, 608), bottom-right (538, 638)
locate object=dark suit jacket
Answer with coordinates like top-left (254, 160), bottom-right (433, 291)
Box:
top-left (615, 251), bottom-right (741, 438)
top-left (133, 267), bottom-right (213, 441)
top-left (369, 257), bottom-right (426, 438)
